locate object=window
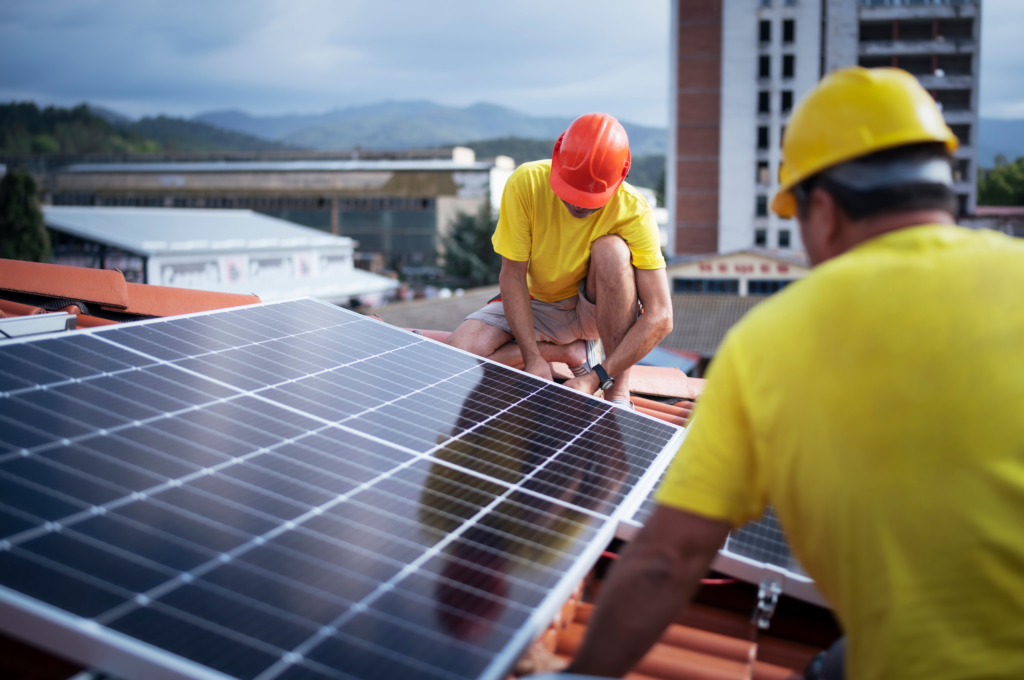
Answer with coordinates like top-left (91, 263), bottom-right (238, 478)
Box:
top-left (759, 0), bottom-right (771, 6)
top-left (949, 124), bottom-right (970, 145)
top-left (783, 20), bottom-right (795, 43)
top-left (859, 21), bottom-right (893, 42)
top-left (858, 56), bottom-right (891, 68)
top-left (758, 91), bottom-right (771, 114)
top-left (780, 126), bottom-right (786, 147)
top-left (778, 229), bottom-right (791, 248)
top-left (758, 126), bottom-right (770, 149)
top-left (937, 18), bottom-right (972, 40)
top-left (937, 54), bottom-right (972, 76)
top-left (957, 194), bottom-right (968, 216)
top-left (754, 229), bottom-right (768, 247)
top-left (748, 279), bottom-right (793, 295)
top-left (781, 91), bottom-right (793, 113)
top-left (952, 159), bottom-right (969, 183)
top-left (674, 278), bottom-right (740, 294)
top-left (935, 89), bottom-right (971, 111)
top-left (782, 54), bottom-right (795, 78)
top-left (759, 20), bottom-right (771, 43)
top-left (898, 55), bottom-right (932, 76)
top-left (759, 55), bottom-right (771, 78)
top-left (756, 196), bottom-right (768, 217)
top-left (757, 161), bottom-right (770, 185)
top-left (899, 20), bottom-right (934, 41)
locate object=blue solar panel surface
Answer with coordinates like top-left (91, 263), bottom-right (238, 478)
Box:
top-left (0, 299), bottom-right (681, 680)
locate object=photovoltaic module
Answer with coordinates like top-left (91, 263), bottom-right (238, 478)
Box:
top-left (0, 299), bottom-right (684, 680)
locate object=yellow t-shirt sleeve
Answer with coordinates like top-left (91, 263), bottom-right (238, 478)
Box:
top-left (491, 170), bottom-right (533, 263)
top-left (620, 209), bottom-right (665, 270)
top-left (655, 334), bottom-right (766, 526)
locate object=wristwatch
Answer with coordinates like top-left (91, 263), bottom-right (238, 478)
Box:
top-left (593, 364), bottom-right (615, 392)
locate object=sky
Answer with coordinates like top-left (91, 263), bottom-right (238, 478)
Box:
top-left (0, 0), bottom-right (1020, 128)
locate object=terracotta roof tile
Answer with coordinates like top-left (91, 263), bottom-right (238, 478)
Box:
top-left (108, 282), bottom-right (259, 317)
top-left (0, 259), bottom-right (130, 309)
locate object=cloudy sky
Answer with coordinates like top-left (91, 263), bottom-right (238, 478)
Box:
top-left (0, 0), bottom-right (1020, 127)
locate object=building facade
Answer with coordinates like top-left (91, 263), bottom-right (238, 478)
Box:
top-left (45, 148), bottom-right (514, 271)
top-left (669, 0), bottom-right (982, 256)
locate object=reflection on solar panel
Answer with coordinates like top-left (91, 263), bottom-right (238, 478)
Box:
top-left (0, 299), bottom-right (683, 680)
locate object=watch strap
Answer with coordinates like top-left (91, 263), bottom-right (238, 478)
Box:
top-left (593, 363), bottom-right (614, 390)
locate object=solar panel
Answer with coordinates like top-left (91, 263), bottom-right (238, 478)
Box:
top-left (620, 467), bottom-right (824, 606)
top-left (0, 298), bottom-right (684, 680)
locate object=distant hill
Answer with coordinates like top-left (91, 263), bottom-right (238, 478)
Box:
top-left (979, 118), bottom-right (1024, 167)
top-left (0, 101), bottom-right (289, 156)
top-left (195, 101), bottom-right (668, 156)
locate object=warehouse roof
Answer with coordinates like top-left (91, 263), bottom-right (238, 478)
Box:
top-left (661, 294), bottom-right (767, 358)
top-left (61, 159), bottom-right (495, 174)
top-left (43, 206), bottom-right (352, 256)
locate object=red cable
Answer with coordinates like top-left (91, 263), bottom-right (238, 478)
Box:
top-left (600, 552), bottom-right (737, 585)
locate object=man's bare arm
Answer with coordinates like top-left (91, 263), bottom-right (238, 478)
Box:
top-left (601, 267), bottom-right (673, 379)
top-left (498, 257), bottom-right (552, 380)
top-left (568, 505), bottom-right (731, 676)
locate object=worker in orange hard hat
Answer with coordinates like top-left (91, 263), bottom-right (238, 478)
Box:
top-left (448, 113), bottom-right (672, 408)
top-left (562, 68), bottom-right (1024, 680)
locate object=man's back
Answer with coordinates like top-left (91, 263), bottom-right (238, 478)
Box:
top-left (664, 225), bottom-right (1024, 679)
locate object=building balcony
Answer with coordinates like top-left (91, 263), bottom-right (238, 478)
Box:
top-left (915, 74), bottom-right (974, 89)
top-left (860, 4), bottom-right (977, 22)
top-left (941, 109), bottom-right (975, 124)
top-left (859, 39), bottom-right (975, 55)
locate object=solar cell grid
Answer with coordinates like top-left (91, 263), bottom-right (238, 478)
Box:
top-left (0, 298), bottom-right (684, 680)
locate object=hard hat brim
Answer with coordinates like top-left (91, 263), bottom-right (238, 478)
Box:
top-left (549, 160), bottom-right (622, 209)
top-left (771, 190), bottom-right (798, 220)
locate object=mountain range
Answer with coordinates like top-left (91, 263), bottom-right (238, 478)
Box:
top-left (193, 101), bottom-right (668, 156)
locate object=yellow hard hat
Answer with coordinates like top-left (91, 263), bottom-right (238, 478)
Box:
top-left (771, 67), bottom-right (959, 218)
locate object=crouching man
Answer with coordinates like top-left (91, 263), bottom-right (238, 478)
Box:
top-left (447, 113), bottom-right (672, 408)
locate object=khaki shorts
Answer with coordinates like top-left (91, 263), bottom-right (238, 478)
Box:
top-left (465, 279), bottom-right (601, 345)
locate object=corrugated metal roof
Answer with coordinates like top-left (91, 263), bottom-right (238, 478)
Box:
top-left (661, 294), bottom-right (767, 358)
top-left (62, 159), bottom-right (494, 173)
top-left (43, 206), bottom-right (352, 255)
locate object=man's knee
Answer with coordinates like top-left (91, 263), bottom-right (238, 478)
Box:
top-left (591, 235), bottom-right (632, 276)
top-left (448, 319), bottom-right (510, 356)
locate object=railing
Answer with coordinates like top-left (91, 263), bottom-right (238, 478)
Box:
top-left (861, 0), bottom-right (976, 6)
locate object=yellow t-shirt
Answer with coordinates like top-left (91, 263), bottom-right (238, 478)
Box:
top-left (656, 225), bottom-right (1024, 680)
top-left (491, 160), bottom-right (665, 302)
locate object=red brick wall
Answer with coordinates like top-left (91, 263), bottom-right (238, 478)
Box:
top-left (674, 0), bottom-right (722, 255)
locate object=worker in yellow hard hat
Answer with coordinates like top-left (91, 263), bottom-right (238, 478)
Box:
top-left (560, 67), bottom-right (1024, 680)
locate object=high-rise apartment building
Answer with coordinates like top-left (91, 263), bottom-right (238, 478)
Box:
top-left (667, 0), bottom-right (982, 256)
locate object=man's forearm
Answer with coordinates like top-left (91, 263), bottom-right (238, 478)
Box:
top-left (499, 268), bottom-right (541, 362)
top-left (601, 306), bottom-right (672, 378)
top-left (570, 507), bottom-right (729, 676)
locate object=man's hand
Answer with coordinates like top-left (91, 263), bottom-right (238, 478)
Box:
top-left (563, 371), bottom-right (599, 395)
top-left (524, 355), bottom-right (554, 382)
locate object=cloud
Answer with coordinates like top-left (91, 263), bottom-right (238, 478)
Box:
top-left (0, 0), bottom-right (671, 126)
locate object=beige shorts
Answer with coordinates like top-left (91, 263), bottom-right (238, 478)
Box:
top-left (465, 279), bottom-right (601, 345)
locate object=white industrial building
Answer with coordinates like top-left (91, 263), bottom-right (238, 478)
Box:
top-left (43, 206), bottom-right (400, 306)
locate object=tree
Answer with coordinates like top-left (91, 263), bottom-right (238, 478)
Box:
top-left (978, 157), bottom-right (1024, 206)
top-left (441, 207), bottom-right (501, 288)
top-left (0, 170), bottom-right (50, 262)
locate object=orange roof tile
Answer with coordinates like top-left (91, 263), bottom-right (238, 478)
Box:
top-left (106, 282), bottom-right (259, 317)
top-left (0, 259), bottom-right (130, 309)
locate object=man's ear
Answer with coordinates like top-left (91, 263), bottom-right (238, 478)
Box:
top-left (800, 187), bottom-right (842, 266)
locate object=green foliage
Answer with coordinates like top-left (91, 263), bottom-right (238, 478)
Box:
top-left (0, 170), bottom-right (50, 262)
top-left (441, 207), bottom-right (501, 288)
top-left (978, 157), bottom-right (1024, 206)
top-left (0, 102), bottom-right (157, 155)
top-left (0, 101), bottom-right (288, 156)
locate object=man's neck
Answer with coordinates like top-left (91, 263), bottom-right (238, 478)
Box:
top-left (840, 209), bottom-right (955, 252)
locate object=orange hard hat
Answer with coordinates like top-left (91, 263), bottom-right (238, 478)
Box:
top-left (550, 113), bottom-right (631, 209)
